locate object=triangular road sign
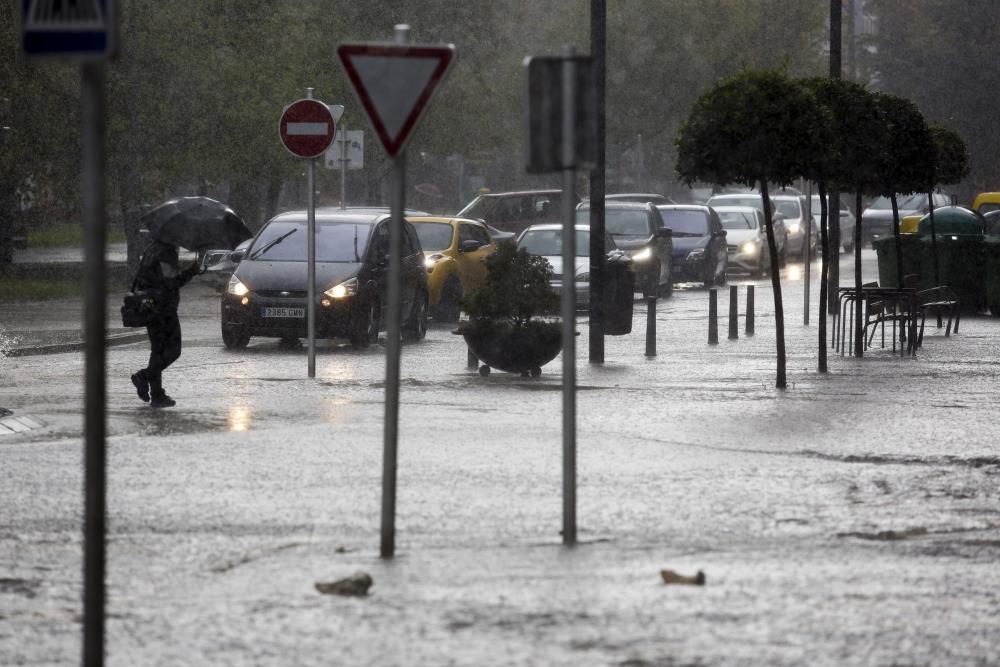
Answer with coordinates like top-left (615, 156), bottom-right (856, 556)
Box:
top-left (337, 43), bottom-right (455, 157)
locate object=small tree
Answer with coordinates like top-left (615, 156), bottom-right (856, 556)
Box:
top-left (871, 92), bottom-right (936, 288)
top-left (460, 242), bottom-right (559, 329)
top-left (927, 124), bottom-right (970, 284)
top-left (677, 69), bottom-right (827, 389)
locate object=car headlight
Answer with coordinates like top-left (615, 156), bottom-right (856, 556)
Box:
top-left (424, 253), bottom-right (445, 271)
top-left (576, 272), bottom-right (590, 282)
top-left (686, 248), bottom-right (705, 261)
top-left (787, 223), bottom-right (801, 234)
top-left (227, 275), bottom-right (249, 296)
top-left (631, 247), bottom-right (653, 262)
top-left (324, 277), bottom-right (358, 299)
top-left (739, 240), bottom-right (759, 255)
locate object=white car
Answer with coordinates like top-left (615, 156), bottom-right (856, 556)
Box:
top-left (706, 193), bottom-right (788, 267)
top-left (714, 206), bottom-right (771, 277)
top-left (771, 194), bottom-right (818, 260)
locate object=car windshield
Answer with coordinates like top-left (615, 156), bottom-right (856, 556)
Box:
top-left (518, 229), bottom-right (590, 257)
top-left (411, 221), bottom-right (454, 252)
top-left (774, 200), bottom-right (801, 219)
top-left (250, 220), bottom-right (370, 262)
top-left (575, 209), bottom-right (650, 237)
top-left (658, 210), bottom-right (708, 235)
top-left (717, 210), bottom-right (758, 230)
top-left (457, 196), bottom-right (492, 220)
top-left (869, 194), bottom-right (927, 210)
top-left (710, 196), bottom-right (762, 210)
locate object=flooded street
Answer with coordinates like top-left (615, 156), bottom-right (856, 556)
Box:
top-left (2, 252), bottom-right (999, 666)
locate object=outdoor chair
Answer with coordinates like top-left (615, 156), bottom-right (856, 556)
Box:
top-left (916, 285), bottom-right (960, 346)
top-left (863, 275), bottom-right (919, 353)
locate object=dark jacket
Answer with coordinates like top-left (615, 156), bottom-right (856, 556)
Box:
top-left (136, 242), bottom-right (198, 312)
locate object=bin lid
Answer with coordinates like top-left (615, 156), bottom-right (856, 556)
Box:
top-left (917, 206), bottom-right (984, 237)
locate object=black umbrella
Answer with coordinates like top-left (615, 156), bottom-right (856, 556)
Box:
top-left (142, 196), bottom-right (253, 251)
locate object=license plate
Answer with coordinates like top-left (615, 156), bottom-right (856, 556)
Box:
top-left (262, 307), bottom-right (304, 318)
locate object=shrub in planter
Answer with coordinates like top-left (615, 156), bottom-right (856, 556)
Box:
top-left (457, 242), bottom-right (562, 375)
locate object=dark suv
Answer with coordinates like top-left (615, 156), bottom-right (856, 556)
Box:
top-left (220, 210), bottom-right (429, 349)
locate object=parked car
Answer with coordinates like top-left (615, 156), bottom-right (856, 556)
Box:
top-left (409, 216), bottom-right (496, 321)
top-left (456, 189), bottom-right (578, 236)
top-left (860, 193), bottom-right (951, 247)
top-left (714, 205), bottom-right (771, 277)
top-left (220, 210), bottom-right (429, 350)
top-left (808, 194), bottom-right (856, 253)
top-left (515, 223), bottom-right (628, 309)
top-left (605, 193), bottom-right (676, 205)
top-left (771, 194), bottom-right (817, 259)
top-left (576, 201), bottom-right (673, 297)
top-left (705, 192), bottom-right (788, 266)
top-left (655, 204), bottom-right (728, 286)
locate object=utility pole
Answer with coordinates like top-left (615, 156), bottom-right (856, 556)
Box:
top-left (589, 0), bottom-right (606, 363)
top-left (828, 0), bottom-right (843, 315)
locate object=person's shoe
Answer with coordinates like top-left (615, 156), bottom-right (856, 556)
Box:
top-left (149, 394), bottom-right (176, 409)
top-left (131, 372), bottom-right (149, 402)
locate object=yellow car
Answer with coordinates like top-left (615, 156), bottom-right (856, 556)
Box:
top-left (409, 216), bottom-right (497, 321)
top-left (972, 192), bottom-right (1000, 215)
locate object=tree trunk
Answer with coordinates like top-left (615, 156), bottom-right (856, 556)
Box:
top-left (854, 190), bottom-right (864, 357)
top-left (817, 181), bottom-right (829, 373)
top-left (761, 180), bottom-right (786, 389)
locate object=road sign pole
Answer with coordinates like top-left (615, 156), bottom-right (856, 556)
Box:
top-left (306, 88), bottom-right (317, 378)
top-left (561, 47), bottom-right (577, 547)
top-left (805, 181), bottom-right (812, 326)
top-left (340, 121), bottom-right (348, 210)
top-left (81, 60), bottom-right (107, 667)
top-left (380, 24), bottom-right (410, 560)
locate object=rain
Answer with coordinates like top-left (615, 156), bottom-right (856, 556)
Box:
top-left (2, 2), bottom-right (1000, 665)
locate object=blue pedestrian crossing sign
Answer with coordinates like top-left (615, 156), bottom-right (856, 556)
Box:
top-left (22, 0), bottom-right (117, 59)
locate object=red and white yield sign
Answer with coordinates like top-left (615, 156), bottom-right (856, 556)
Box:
top-left (337, 43), bottom-right (455, 156)
top-left (279, 99), bottom-right (337, 159)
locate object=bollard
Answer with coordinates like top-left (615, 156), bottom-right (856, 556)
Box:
top-left (645, 296), bottom-right (656, 357)
top-left (728, 285), bottom-right (738, 340)
top-left (745, 285), bottom-right (755, 336)
top-left (467, 346), bottom-right (477, 369)
top-left (708, 288), bottom-right (719, 345)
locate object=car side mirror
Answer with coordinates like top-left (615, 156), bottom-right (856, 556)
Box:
top-left (229, 249), bottom-right (246, 264)
top-left (459, 239), bottom-right (482, 252)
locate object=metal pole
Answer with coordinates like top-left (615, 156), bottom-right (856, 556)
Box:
top-left (728, 285), bottom-right (738, 340)
top-left (588, 0), bottom-right (606, 364)
top-left (828, 0), bottom-right (843, 315)
top-left (645, 296), bottom-right (656, 357)
top-left (381, 24), bottom-right (409, 559)
top-left (81, 61), bottom-right (107, 667)
top-left (560, 47), bottom-right (577, 547)
top-left (306, 87), bottom-right (317, 378)
top-left (746, 285), bottom-right (755, 335)
top-left (340, 121), bottom-right (348, 210)
top-left (708, 288), bottom-right (719, 345)
top-left (805, 182), bottom-right (812, 325)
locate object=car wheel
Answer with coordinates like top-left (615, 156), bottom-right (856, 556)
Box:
top-left (403, 291), bottom-right (428, 342)
top-left (221, 324), bottom-right (250, 350)
top-left (434, 276), bottom-right (463, 322)
top-left (349, 297), bottom-right (380, 348)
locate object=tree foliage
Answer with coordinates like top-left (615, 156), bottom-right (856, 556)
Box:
top-left (871, 92), bottom-right (935, 197)
top-left (460, 242), bottom-right (558, 328)
top-left (929, 124), bottom-right (969, 188)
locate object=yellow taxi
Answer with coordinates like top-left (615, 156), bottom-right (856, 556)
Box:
top-left (971, 192), bottom-right (1000, 215)
top-left (409, 216), bottom-right (497, 321)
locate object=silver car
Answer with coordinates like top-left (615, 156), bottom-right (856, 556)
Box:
top-left (706, 193), bottom-right (788, 267)
top-left (809, 194), bottom-right (856, 254)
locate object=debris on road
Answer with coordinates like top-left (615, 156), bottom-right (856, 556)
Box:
top-left (315, 572), bottom-right (373, 597)
top-left (660, 569), bottom-right (706, 586)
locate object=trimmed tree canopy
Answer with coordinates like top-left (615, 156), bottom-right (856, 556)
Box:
top-left (675, 69), bottom-right (827, 188)
top-left (929, 124), bottom-right (970, 187)
top-left (872, 92), bottom-right (936, 197)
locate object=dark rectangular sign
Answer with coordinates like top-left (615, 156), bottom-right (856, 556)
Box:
top-left (22, 0), bottom-right (117, 59)
top-left (524, 56), bottom-right (597, 173)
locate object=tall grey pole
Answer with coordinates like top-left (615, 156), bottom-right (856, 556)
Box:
top-left (588, 0), bottom-right (606, 363)
top-left (81, 61), bottom-right (107, 667)
top-left (828, 0), bottom-right (843, 314)
top-left (306, 88), bottom-right (317, 378)
top-left (340, 121), bottom-right (348, 210)
top-left (560, 47), bottom-right (577, 546)
top-left (805, 181), bottom-right (812, 325)
top-left (381, 24), bottom-right (409, 559)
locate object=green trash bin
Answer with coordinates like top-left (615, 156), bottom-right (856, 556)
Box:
top-left (984, 239), bottom-right (1000, 316)
top-left (873, 235), bottom-right (926, 287)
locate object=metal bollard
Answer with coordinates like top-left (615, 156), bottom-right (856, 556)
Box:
top-left (728, 285), bottom-right (738, 340)
top-left (745, 285), bottom-right (755, 336)
top-left (467, 346), bottom-right (477, 369)
top-left (708, 288), bottom-right (718, 345)
top-left (645, 296), bottom-right (656, 357)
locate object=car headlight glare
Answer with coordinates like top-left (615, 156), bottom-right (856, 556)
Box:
top-left (324, 277), bottom-right (358, 299)
top-left (788, 223), bottom-right (801, 234)
top-left (227, 275), bottom-right (249, 296)
top-left (631, 247), bottom-right (653, 262)
top-left (739, 240), bottom-right (759, 255)
top-left (424, 253), bottom-right (445, 270)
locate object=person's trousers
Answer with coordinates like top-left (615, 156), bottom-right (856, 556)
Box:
top-left (144, 312), bottom-right (182, 397)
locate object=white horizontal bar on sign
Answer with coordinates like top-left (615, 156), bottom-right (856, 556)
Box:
top-left (287, 123), bottom-right (329, 136)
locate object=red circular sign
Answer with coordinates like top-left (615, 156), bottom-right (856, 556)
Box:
top-left (279, 99), bottom-right (336, 158)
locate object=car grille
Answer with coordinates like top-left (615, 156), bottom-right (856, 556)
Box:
top-left (256, 289), bottom-right (308, 298)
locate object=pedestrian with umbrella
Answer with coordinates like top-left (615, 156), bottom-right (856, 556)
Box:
top-left (129, 197), bottom-right (252, 408)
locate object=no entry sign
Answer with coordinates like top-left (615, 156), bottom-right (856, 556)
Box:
top-left (279, 99), bottom-right (337, 159)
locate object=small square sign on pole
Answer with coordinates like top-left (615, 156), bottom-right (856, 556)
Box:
top-left (21, 0), bottom-right (118, 59)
